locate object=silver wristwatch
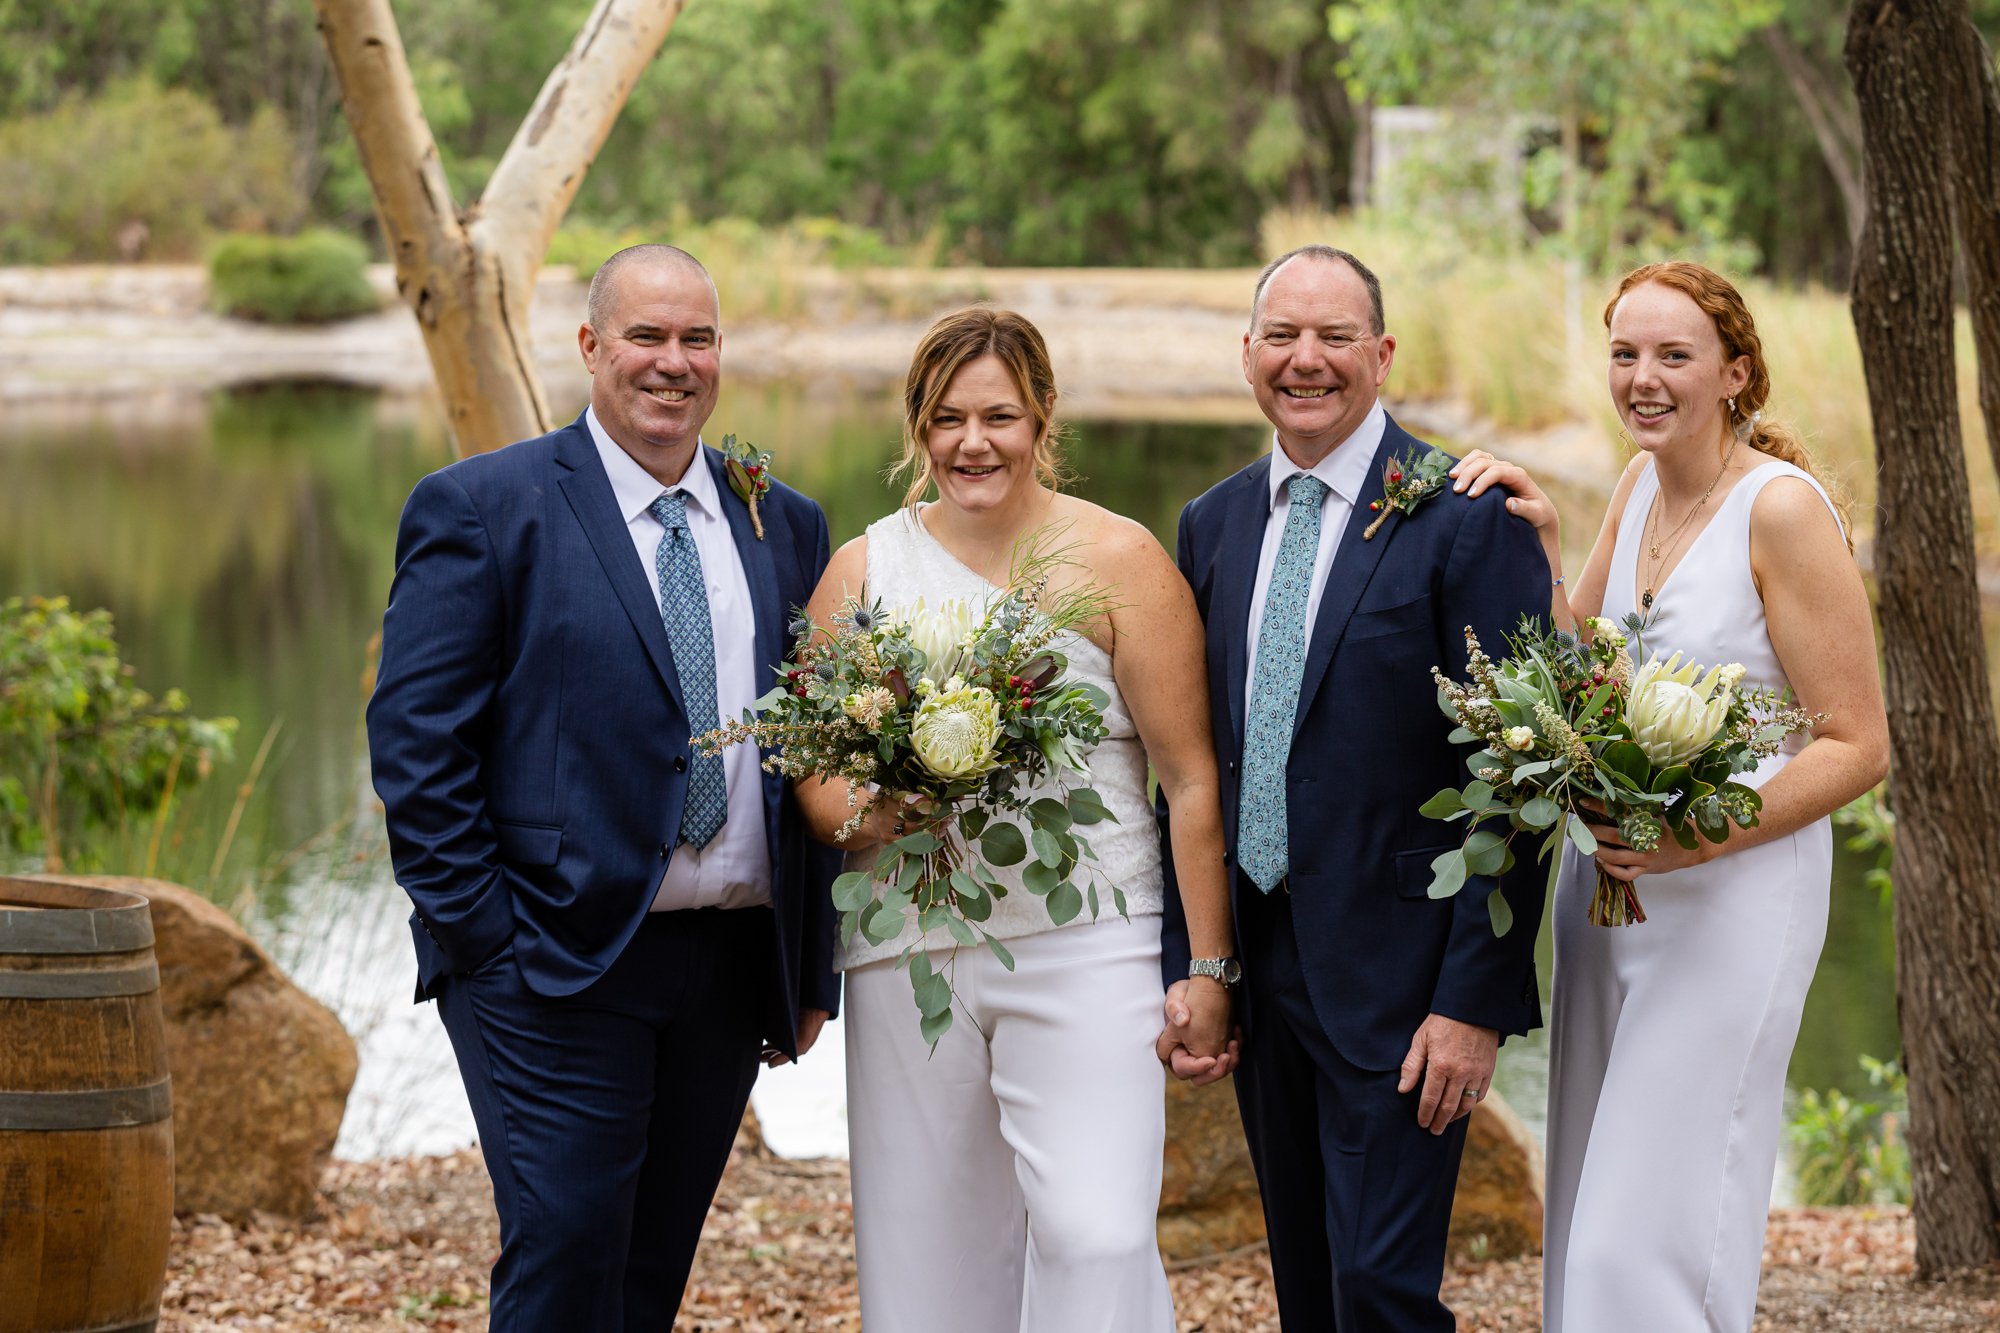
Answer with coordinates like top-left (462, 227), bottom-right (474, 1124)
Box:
top-left (1189, 956), bottom-right (1242, 988)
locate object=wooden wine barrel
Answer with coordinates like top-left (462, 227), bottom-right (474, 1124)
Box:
top-left (0, 877), bottom-right (172, 1333)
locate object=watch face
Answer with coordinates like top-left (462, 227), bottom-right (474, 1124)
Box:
top-left (1222, 958), bottom-right (1243, 985)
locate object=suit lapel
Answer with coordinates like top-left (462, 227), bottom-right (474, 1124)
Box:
top-left (706, 447), bottom-right (783, 693)
top-left (1214, 459), bottom-right (1271, 755)
top-left (554, 420), bottom-right (683, 704)
top-left (1290, 421), bottom-right (1404, 735)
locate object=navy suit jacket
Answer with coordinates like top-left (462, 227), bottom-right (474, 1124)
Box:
top-left (1162, 415), bottom-right (1549, 1071)
top-left (366, 414), bottom-right (842, 1056)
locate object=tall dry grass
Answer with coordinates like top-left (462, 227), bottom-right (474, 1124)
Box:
top-left (1259, 209), bottom-right (1998, 549)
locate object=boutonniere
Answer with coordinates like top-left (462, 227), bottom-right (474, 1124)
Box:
top-left (721, 434), bottom-right (774, 540)
top-left (1362, 450), bottom-right (1451, 539)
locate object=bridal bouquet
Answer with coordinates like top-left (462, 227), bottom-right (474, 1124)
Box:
top-left (1421, 615), bottom-right (1822, 929)
top-left (697, 555), bottom-right (1119, 1045)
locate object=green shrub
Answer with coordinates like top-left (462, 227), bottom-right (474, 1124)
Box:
top-left (208, 230), bottom-right (379, 324)
top-left (0, 76), bottom-right (300, 262)
top-left (1788, 1055), bottom-right (1912, 1206)
top-left (0, 596), bottom-right (236, 873)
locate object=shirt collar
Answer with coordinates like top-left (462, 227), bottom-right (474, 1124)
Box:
top-left (586, 405), bottom-right (718, 524)
top-left (1265, 400), bottom-right (1387, 512)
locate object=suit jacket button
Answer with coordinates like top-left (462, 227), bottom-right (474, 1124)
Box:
top-left (673, 756), bottom-right (688, 773)
top-left (659, 842), bottom-right (672, 860)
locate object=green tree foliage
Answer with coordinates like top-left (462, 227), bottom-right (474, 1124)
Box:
top-left (0, 597), bottom-right (236, 872)
top-left (0, 76), bottom-right (300, 261)
top-left (1788, 1055), bottom-right (1912, 1206)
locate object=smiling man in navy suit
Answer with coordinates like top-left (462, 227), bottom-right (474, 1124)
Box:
top-left (1159, 246), bottom-right (1550, 1330)
top-left (366, 245), bottom-right (839, 1329)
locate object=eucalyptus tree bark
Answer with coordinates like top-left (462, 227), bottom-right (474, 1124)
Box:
top-left (312, 0), bottom-right (686, 456)
top-left (1846, 0), bottom-right (2000, 1274)
top-left (1936, 6), bottom-right (2000, 481)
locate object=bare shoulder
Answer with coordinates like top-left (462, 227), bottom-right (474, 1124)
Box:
top-left (1047, 495), bottom-right (1167, 578)
top-left (1749, 472), bottom-right (1843, 544)
top-left (814, 535), bottom-right (870, 605)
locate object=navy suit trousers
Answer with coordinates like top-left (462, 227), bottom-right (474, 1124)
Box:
top-left (1233, 878), bottom-right (1467, 1332)
top-left (436, 907), bottom-right (773, 1331)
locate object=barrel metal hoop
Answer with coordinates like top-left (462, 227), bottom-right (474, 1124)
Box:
top-left (0, 1077), bottom-right (172, 1129)
top-left (73, 1323), bottom-right (158, 1333)
top-left (0, 960), bottom-right (160, 998)
top-left (0, 906), bottom-right (155, 955)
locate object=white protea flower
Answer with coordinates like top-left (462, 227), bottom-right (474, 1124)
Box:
top-left (910, 679), bottom-right (1001, 779)
top-left (899, 598), bottom-right (980, 684)
top-left (1623, 652), bottom-right (1739, 768)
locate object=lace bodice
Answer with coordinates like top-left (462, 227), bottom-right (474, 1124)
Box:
top-left (834, 507), bottom-right (1164, 971)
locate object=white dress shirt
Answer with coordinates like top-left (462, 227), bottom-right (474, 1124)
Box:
top-left (1243, 400), bottom-right (1387, 708)
top-left (586, 407), bottom-right (771, 910)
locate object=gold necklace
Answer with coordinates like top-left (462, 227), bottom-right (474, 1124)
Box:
top-left (1640, 434), bottom-right (1737, 610)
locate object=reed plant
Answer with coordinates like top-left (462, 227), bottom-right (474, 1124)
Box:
top-left (1257, 208), bottom-right (1997, 553)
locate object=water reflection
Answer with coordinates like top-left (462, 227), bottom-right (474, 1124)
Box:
top-left (0, 380), bottom-right (1903, 1163)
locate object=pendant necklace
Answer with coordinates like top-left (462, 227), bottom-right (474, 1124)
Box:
top-left (1640, 433), bottom-right (1737, 611)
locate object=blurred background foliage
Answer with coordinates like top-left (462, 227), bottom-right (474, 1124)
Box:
top-left (5, 0), bottom-right (1997, 281)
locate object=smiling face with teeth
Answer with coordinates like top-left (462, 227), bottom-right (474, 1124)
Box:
top-left (1607, 281), bottom-right (1750, 461)
top-left (1244, 254), bottom-right (1395, 468)
top-left (578, 256), bottom-right (722, 487)
top-left (921, 353), bottom-right (1051, 518)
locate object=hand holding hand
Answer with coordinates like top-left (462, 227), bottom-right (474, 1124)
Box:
top-left (1156, 979), bottom-right (1241, 1087)
top-left (1397, 1013), bottom-right (1499, 1134)
top-left (764, 1007), bottom-right (831, 1067)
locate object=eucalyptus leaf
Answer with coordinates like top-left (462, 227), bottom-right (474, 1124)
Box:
top-left (1464, 829), bottom-right (1507, 876)
top-left (1028, 797), bottom-right (1072, 832)
top-left (1023, 860), bottom-right (1059, 895)
top-left (920, 1007), bottom-right (953, 1047)
top-left (1565, 813), bottom-right (1599, 855)
top-left (1066, 788), bottom-right (1113, 825)
top-left (986, 935), bottom-right (1016, 971)
top-left (946, 915), bottom-right (977, 947)
top-left (1463, 779), bottom-right (1495, 809)
top-left (1419, 787), bottom-right (1466, 819)
top-left (1087, 882), bottom-right (1101, 919)
top-left (1520, 795), bottom-right (1561, 829)
top-left (1031, 826), bottom-right (1063, 868)
top-left (959, 807), bottom-right (990, 839)
top-left (1447, 725), bottom-right (1478, 744)
top-left (831, 870), bottom-right (873, 912)
top-left (1600, 740), bottom-right (1650, 788)
top-left (1486, 888), bottom-right (1515, 937)
top-left (1047, 881), bottom-right (1083, 924)
top-left (894, 830), bottom-right (942, 855)
top-left (981, 821), bottom-right (1028, 866)
top-left (895, 856), bottom-right (922, 894)
top-left (1428, 848), bottom-right (1468, 899)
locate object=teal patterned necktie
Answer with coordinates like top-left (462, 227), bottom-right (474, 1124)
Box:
top-left (650, 492), bottom-right (727, 848)
top-left (1238, 473), bottom-right (1328, 893)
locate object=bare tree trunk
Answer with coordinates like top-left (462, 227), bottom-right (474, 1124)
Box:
top-left (1761, 24), bottom-right (1866, 246)
top-left (312, 0), bottom-right (687, 456)
top-left (1937, 7), bottom-right (2000, 478)
top-left (1846, 0), bottom-right (2000, 1275)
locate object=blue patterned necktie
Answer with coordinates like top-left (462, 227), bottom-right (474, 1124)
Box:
top-left (1238, 473), bottom-right (1329, 893)
top-left (650, 492), bottom-right (727, 848)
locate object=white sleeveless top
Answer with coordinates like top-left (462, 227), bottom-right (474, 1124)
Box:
top-left (834, 508), bottom-right (1164, 972)
top-left (1605, 457), bottom-right (1842, 779)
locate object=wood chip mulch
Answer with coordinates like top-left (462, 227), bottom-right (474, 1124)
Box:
top-left (159, 1146), bottom-right (2000, 1331)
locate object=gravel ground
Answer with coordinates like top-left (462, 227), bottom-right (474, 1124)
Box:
top-left (159, 1144), bottom-right (2000, 1331)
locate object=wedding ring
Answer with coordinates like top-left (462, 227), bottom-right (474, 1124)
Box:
top-left (1462, 1088), bottom-right (1482, 1100)
top-left (893, 820), bottom-right (907, 836)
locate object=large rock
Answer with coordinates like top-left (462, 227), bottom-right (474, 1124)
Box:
top-left (1447, 1090), bottom-right (1545, 1260)
top-left (1158, 1077), bottom-right (1265, 1261)
top-left (1158, 1078), bottom-right (1543, 1262)
top-left (47, 875), bottom-right (358, 1218)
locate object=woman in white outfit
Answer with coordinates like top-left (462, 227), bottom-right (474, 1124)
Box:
top-left (796, 307), bottom-right (1238, 1332)
top-left (1452, 261), bottom-right (1889, 1331)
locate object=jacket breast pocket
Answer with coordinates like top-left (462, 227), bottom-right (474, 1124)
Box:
top-left (493, 818), bottom-right (563, 866)
top-left (1395, 845), bottom-right (1457, 900)
top-left (1346, 593), bottom-right (1432, 643)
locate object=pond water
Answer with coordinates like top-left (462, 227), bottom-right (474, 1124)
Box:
top-left (0, 380), bottom-right (1901, 1179)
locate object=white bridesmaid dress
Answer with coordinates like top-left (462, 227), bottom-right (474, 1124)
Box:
top-left (1542, 458), bottom-right (1840, 1332)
